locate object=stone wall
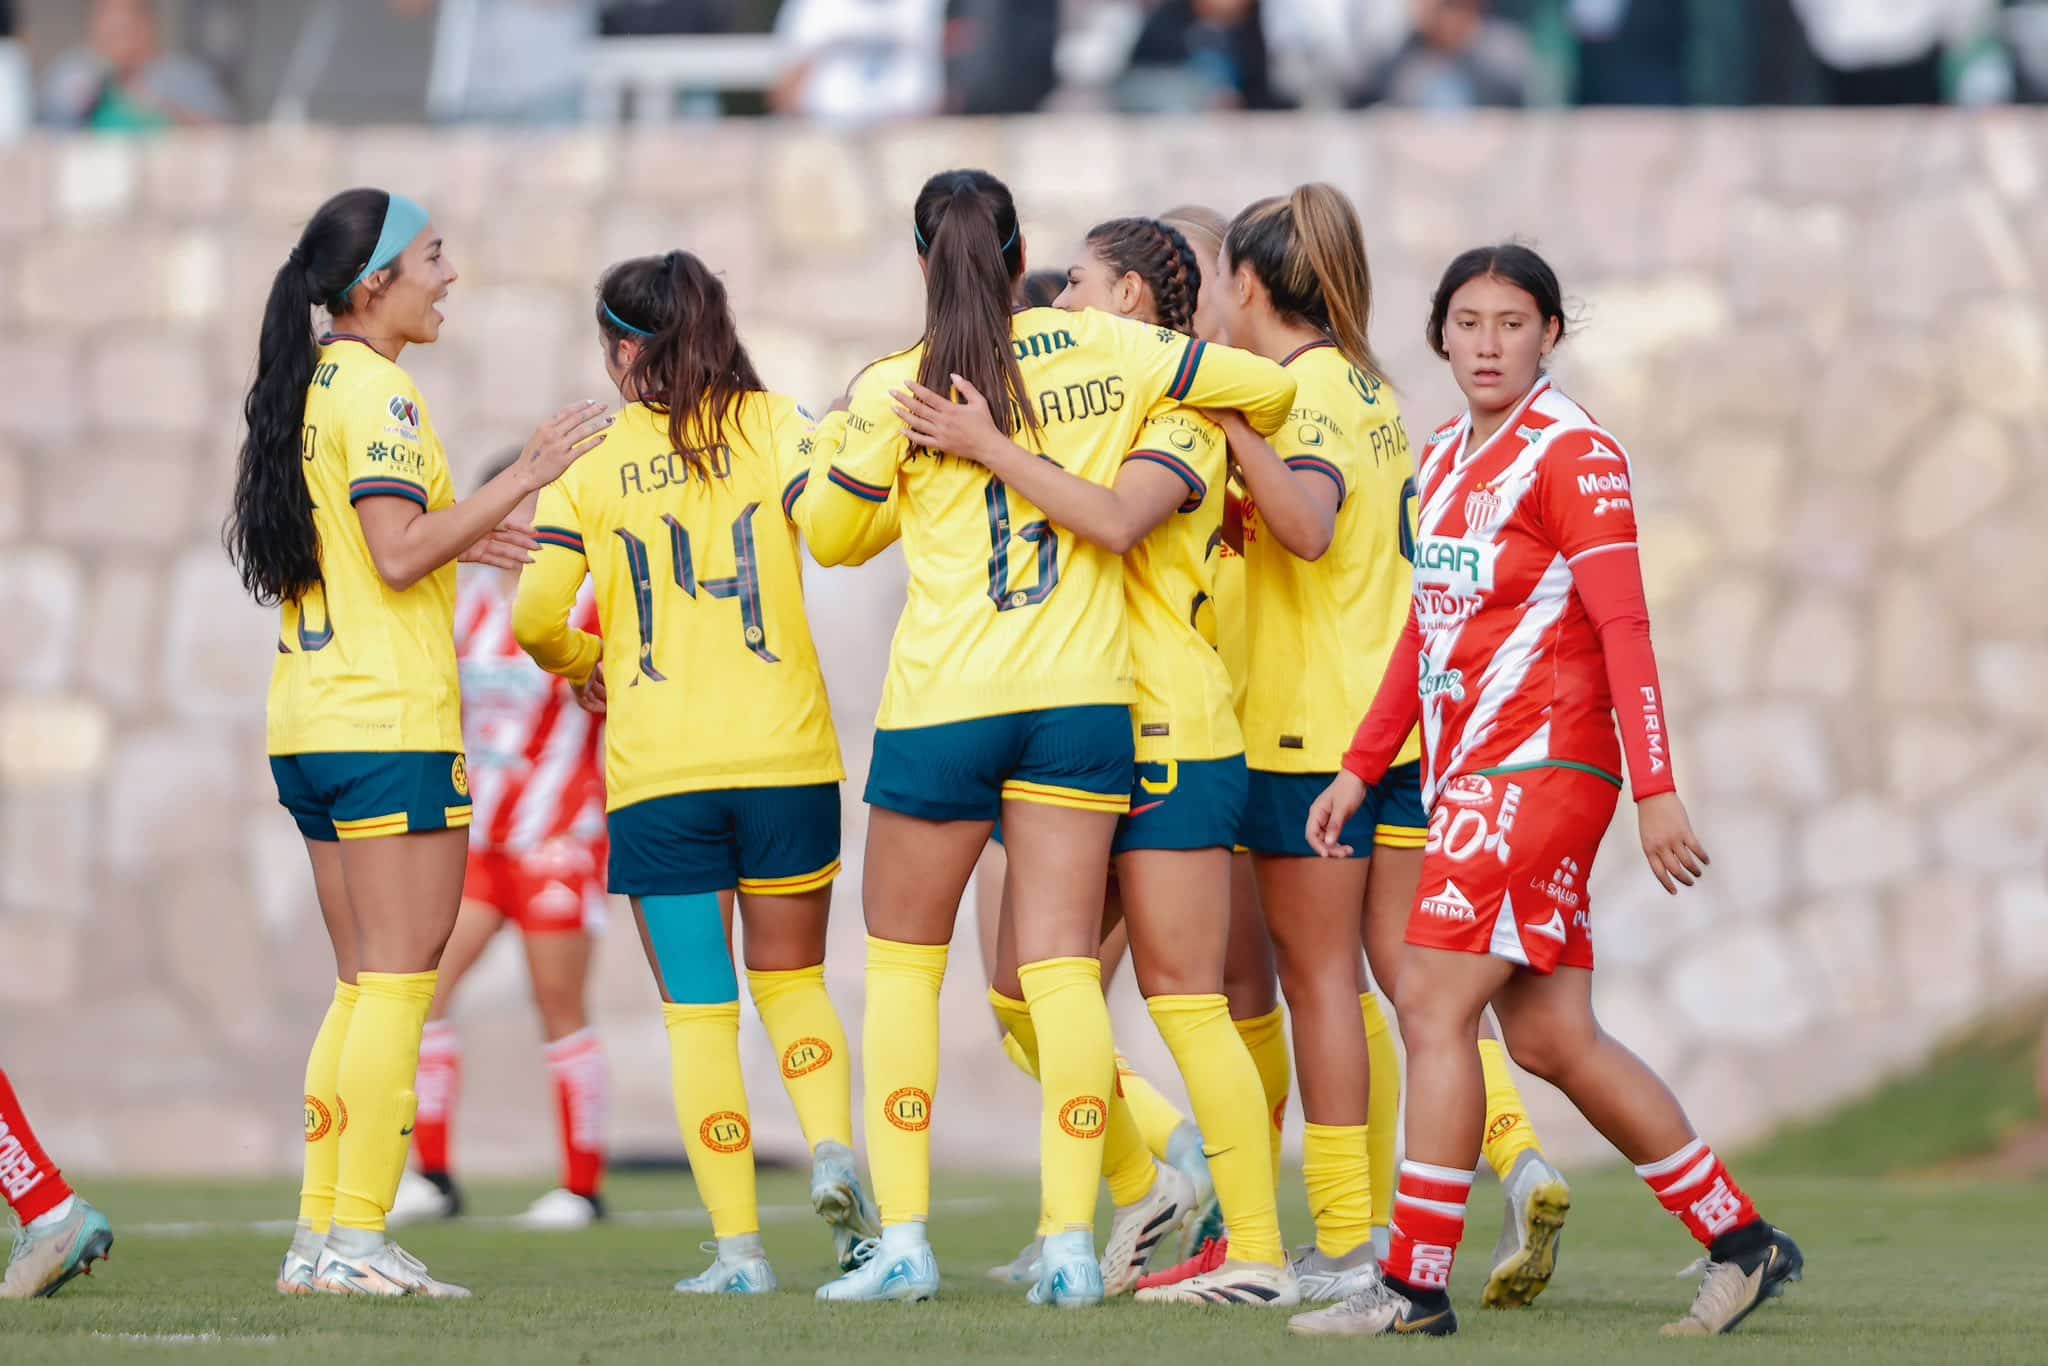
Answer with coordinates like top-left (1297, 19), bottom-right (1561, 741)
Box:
top-left (1, 112), bottom-right (2044, 1176)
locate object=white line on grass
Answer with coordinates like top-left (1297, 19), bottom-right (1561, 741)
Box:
top-left (91, 1334), bottom-right (282, 1346)
top-left (127, 1195), bottom-right (998, 1239)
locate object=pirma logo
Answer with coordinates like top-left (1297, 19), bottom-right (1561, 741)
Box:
top-left (1059, 1095), bottom-right (1108, 1139)
top-left (700, 1110), bottom-right (751, 1154)
top-left (304, 1095), bottom-right (332, 1143)
top-left (1419, 881), bottom-right (1477, 922)
top-left (885, 1087), bottom-right (932, 1132)
top-left (782, 1037), bottom-right (834, 1079)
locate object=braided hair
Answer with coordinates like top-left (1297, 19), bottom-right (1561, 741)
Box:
top-left (1084, 216), bottom-right (1201, 337)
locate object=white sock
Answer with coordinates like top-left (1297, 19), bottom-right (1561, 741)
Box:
top-left (26, 1195), bottom-right (75, 1231)
top-left (880, 1221), bottom-right (927, 1253)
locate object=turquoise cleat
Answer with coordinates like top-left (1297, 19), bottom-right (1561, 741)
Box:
top-left (2, 1198), bottom-right (114, 1299)
top-left (816, 1234), bottom-right (940, 1303)
top-left (673, 1238), bottom-right (777, 1295)
top-left (810, 1142), bottom-right (883, 1272)
top-left (1028, 1231), bottom-right (1105, 1308)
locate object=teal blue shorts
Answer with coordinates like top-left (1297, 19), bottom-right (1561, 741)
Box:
top-left (270, 751), bottom-right (472, 842)
top-left (1113, 755), bottom-right (1249, 854)
top-left (1240, 761), bottom-right (1426, 859)
top-left (606, 784), bottom-right (841, 898)
top-left (866, 706), bottom-right (1134, 823)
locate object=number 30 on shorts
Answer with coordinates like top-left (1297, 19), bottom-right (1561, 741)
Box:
top-left (1425, 778), bottom-right (1521, 865)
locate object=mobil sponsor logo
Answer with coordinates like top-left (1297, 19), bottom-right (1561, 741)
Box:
top-left (1575, 470), bottom-right (1629, 497)
top-left (1415, 586), bottom-right (1481, 629)
top-left (1413, 535), bottom-right (1497, 594)
top-left (1419, 880), bottom-right (1477, 922)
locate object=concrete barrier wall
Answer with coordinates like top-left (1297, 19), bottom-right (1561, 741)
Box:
top-left (2, 111), bottom-right (2044, 1175)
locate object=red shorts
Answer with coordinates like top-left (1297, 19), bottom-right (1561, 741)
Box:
top-left (1405, 766), bottom-right (1620, 975)
top-left (463, 837), bottom-right (609, 935)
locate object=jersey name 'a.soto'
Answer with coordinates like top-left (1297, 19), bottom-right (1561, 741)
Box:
top-left (513, 395), bottom-right (843, 810)
top-left (800, 306), bottom-right (1297, 731)
top-left (269, 336), bottom-right (462, 756)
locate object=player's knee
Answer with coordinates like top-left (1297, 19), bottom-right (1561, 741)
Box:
top-left (1499, 1022), bottom-right (1583, 1084)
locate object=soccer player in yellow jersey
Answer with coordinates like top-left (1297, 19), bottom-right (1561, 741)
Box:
top-left (514, 251), bottom-right (884, 1295)
top-left (798, 169), bottom-right (1295, 1306)
top-left (225, 188), bottom-right (610, 1298)
top-left (896, 215), bottom-right (1296, 1307)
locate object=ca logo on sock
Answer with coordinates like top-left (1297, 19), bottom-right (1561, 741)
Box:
top-left (700, 1111), bottom-right (751, 1154)
top-left (782, 1037), bottom-right (833, 1079)
top-left (885, 1087), bottom-right (931, 1132)
top-left (304, 1096), bottom-right (332, 1143)
top-left (1059, 1096), bottom-right (1107, 1140)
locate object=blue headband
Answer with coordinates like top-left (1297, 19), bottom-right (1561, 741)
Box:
top-left (602, 301), bottom-right (656, 338)
top-left (340, 194), bottom-right (430, 304)
top-left (913, 220), bottom-right (1020, 255)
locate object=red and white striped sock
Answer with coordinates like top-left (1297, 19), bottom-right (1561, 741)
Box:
top-left (412, 1021), bottom-right (460, 1176)
top-left (1636, 1139), bottom-right (1759, 1249)
top-left (1381, 1160), bottom-right (1472, 1293)
top-left (0, 1068), bottom-right (75, 1226)
top-left (545, 1027), bottom-right (608, 1199)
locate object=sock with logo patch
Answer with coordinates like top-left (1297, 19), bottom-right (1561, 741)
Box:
top-left (1477, 1037), bottom-right (1544, 1180)
top-left (294, 980), bottom-right (359, 1235)
top-left (1232, 1007), bottom-right (1291, 1192)
top-left (543, 1027), bottom-right (607, 1199)
top-left (662, 1001), bottom-right (757, 1238)
top-left (1302, 1121), bottom-right (1375, 1258)
top-left (1018, 957), bottom-right (1117, 1235)
top-left (1115, 1052), bottom-right (1191, 1164)
top-left (412, 1019), bottom-right (458, 1179)
top-left (1636, 1139), bottom-right (1759, 1250)
top-left (332, 970), bottom-right (437, 1233)
top-left (748, 966), bottom-right (853, 1152)
top-left (1149, 994), bottom-right (1284, 1266)
top-left (865, 936), bottom-right (947, 1227)
top-left (992, 989), bottom-right (1155, 1223)
top-left (1382, 1160), bottom-right (1471, 1294)
top-left (1359, 993), bottom-right (1400, 1232)
top-left (0, 1067), bottom-right (74, 1225)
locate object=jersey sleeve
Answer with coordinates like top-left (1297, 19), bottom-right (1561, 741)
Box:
top-left (794, 367), bottom-right (905, 566)
top-left (512, 483), bottom-right (601, 687)
top-left (343, 375), bottom-right (438, 510)
top-left (1341, 603), bottom-right (1422, 786)
top-left (1123, 407), bottom-right (1222, 515)
top-left (1532, 429), bottom-right (1639, 564)
top-left (1115, 316), bottom-right (1296, 436)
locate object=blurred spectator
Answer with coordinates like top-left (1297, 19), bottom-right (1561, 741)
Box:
top-left (772, 0), bottom-right (944, 126)
top-left (0, 0), bottom-right (28, 141)
top-left (1118, 0), bottom-right (1282, 111)
top-left (38, 0), bottom-right (234, 131)
top-left (1352, 0), bottom-right (1531, 108)
top-left (1566, 0), bottom-right (1687, 104)
top-left (391, 0), bottom-right (598, 123)
top-left (599, 0), bottom-right (745, 34)
top-left (1790, 0), bottom-right (2007, 104)
top-left (943, 0), bottom-right (1060, 114)
top-left (1263, 0), bottom-right (1411, 108)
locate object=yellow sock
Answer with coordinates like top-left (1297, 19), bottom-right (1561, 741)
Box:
top-left (331, 971), bottom-right (436, 1233)
top-left (1149, 994), bottom-right (1284, 1266)
top-left (1360, 993), bottom-right (1400, 1231)
top-left (661, 1001), bottom-right (757, 1238)
top-left (991, 991), bottom-right (1054, 1233)
top-left (1018, 957), bottom-right (1117, 1235)
top-left (747, 965), bottom-right (853, 1151)
top-left (1115, 1052), bottom-right (1190, 1163)
top-left (1001, 1031), bottom-right (1038, 1078)
top-left (1301, 1122), bottom-right (1373, 1258)
top-left (1233, 1007), bottom-right (1290, 1192)
top-left (1479, 1037), bottom-right (1544, 1179)
top-left (297, 979), bottom-right (359, 1234)
top-left (992, 989), bottom-right (1154, 1221)
top-left (865, 937), bottom-right (947, 1226)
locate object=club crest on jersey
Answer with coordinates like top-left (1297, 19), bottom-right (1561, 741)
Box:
top-left (1464, 486), bottom-right (1504, 533)
top-left (387, 394), bottom-right (420, 436)
top-left (1167, 425), bottom-right (1198, 452)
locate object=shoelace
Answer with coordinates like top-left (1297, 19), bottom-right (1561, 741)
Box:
top-left (1673, 1255), bottom-right (1711, 1279)
top-left (1335, 1278), bottom-right (1404, 1315)
top-left (845, 1237), bottom-right (883, 1268)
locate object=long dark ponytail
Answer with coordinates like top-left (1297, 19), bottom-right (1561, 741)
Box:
top-left (913, 169), bottom-right (1039, 441)
top-left (1225, 183), bottom-right (1388, 386)
top-left (225, 187), bottom-right (392, 606)
top-left (1084, 217), bottom-right (1201, 337)
top-left (597, 251), bottom-right (765, 480)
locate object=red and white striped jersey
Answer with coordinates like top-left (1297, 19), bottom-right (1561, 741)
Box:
top-left (456, 574), bottom-right (605, 854)
top-left (1408, 379), bottom-right (1659, 806)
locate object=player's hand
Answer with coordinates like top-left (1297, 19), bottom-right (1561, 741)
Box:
top-left (892, 375), bottom-right (1002, 464)
top-left (1638, 791), bottom-right (1709, 895)
top-left (1306, 770), bottom-right (1368, 858)
top-left (519, 400), bottom-right (613, 489)
top-left (458, 520), bottom-right (538, 570)
top-left (573, 663), bottom-right (607, 715)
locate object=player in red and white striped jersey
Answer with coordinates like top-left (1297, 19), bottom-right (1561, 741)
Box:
top-left (392, 461), bottom-right (611, 1233)
top-left (1291, 246), bottom-right (1801, 1341)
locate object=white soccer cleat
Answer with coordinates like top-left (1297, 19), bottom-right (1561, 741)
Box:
top-left (1483, 1150), bottom-right (1570, 1309)
top-left (514, 1188), bottom-right (603, 1232)
top-left (1134, 1258), bottom-right (1301, 1307)
top-left (1290, 1239), bottom-right (1384, 1302)
top-left (275, 1223), bottom-right (323, 1296)
top-left (387, 1170), bottom-right (459, 1228)
top-left (817, 1233), bottom-right (940, 1303)
top-left (986, 1236), bottom-right (1042, 1285)
top-left (312, 1232), bottom-right (472, 1299)
top-left (1100, 1160), bottom-right (1196, 1296)
top-left (2, 1197), bottom-right (113, 1300)
top-left (1288, 1278), bottom-right (1457, 1337)
top-left (809, 1141), bottom-right (882, 1271)
top-left (673, 1238), bottom-right (777, 1295)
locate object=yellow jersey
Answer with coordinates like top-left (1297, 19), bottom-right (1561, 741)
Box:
top-left (1212, 540), bottom-right (1248, 721)
top-left (1123, 405), bottom-right (1240, 762)
top-left (268, 336), bottom-right (462, 756)
top-left (1241, 341), bottom-right (1421, 774)
top-left (801, 306), bottom-right (1296, 730)
top-left (513, 395), bottom-right (844, 812)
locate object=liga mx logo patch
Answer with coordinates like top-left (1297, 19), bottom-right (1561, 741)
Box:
top-left (781, 1037), bottom-right (833, 1079)
top-left (304, 1095), bottom-right (332, 1142)
top-left (885, 1087), bottom-right (931, 1132)
top-left (388, 394), bottom-right (421, 436)
top-left (1058, 1095), bottom-right (1107, 1140)
top-left (699, 1111), bottom-right (751, 1154)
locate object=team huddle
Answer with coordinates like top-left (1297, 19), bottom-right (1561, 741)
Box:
top-left (171, 164), bottom-right (1809, 1340)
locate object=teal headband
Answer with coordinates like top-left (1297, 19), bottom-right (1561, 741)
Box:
top-left (340, 194), bottom-right (430, 304)
top-left (602, 301), bottom-right (655, 338)
top-left (913, 219), bottom-right (1020, 255)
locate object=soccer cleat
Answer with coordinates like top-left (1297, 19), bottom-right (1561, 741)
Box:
top-left (514, 1188), bottom-right (604, 1231)
top-left (673, 1239), bottom-right (777, 1295)
top-left (810, 1141), bottom-right (883, 1271)
top-left (387, 1169), bottom-right (461, 1228)
top-left (816, 1235), bottom-right (941, 1303)
top-left (1135, 1258), bottom-right (1301, 1307)
top-left (1289, 1239), bottom-right (1384, 1302)
top-left (275, 1223), bottom-right (324, 1295)
top-left (1100, 1160), bottom-right (1196, 1296)
top-left (1483, 1149), bottom-right (1571, 1309)
top-left (1661, 1225), bottom-right (1804, 1337)
top-left (1288, 1277), bottom-right (1458, 1337)
top-left (1136, 1234), bottom-right (1228, 1291)
top-left (1028, 1231), bottom-right (1105, 1308)
top-left (986, 1236), bottom-right (1042, 1285)
top-left (312, 1233), bottom-right (472, 1298)
top-left (1165, 1124), bottom-right (1223, 1261)
top-left (2, 1198), bottom-right (113, 1300)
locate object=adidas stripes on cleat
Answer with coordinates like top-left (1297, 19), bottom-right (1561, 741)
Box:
top-left (1100, 1160), bottom-right (1196, 1296)
top-left (1134, 1259), bottom-right (1300, 1306)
